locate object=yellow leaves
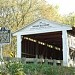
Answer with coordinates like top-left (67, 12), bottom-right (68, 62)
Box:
top-left (0, 0), bottom-right (41, 32)
top-left (62, 13), bottom-right (75, 26)
top-left (40, 4), bottom-right (63, 23)
top-left (0, 0), bottom-right (64, 57)
top-left (3, 49), bottom-right (15, 57)
top-left (40, 5), bottom-right (57, 20)
top-left (2, 36), bottom-right (17, 57)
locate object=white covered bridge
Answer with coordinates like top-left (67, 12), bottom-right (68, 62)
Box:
top-left (13, 18), bottom-right (75, 67)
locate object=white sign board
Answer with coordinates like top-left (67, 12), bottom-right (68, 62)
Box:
top-left (30, 22), bottom-right (51, 30)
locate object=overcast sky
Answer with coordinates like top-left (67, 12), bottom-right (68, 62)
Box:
top-left (45, 0), bottom-right (75, 15)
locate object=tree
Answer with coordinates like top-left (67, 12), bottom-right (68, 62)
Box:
top-left (39, 4), bottom-right (63, 23)
top-left (0, 0), bottom-right (63, 31)
top-left (62, 13), bottom-right (75, 26)
top-left (0, 0), bottom-right (41, 32)
top-left (0, 0), bottom-right (41, 57)
top-left (0, 0), bottom-right (64, 57)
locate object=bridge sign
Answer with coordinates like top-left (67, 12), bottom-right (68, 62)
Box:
top-left (0, 27), bottom-right (11, 44)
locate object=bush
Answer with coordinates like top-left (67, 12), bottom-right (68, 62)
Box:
top-left (1, 60), bottom-right (75, 75)
top-left (6, 61), bottom-right (25, 75)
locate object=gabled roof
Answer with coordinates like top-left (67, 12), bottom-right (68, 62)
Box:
top-left (13, 18), bottom-right (72, 36)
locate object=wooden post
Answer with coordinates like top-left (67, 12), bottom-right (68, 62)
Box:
top-left (36, 41), bottom-right (38, 58)
top-left (53, 59), bottom-right (57, 66)
top-left (62, 30), bottom-right (70, 66)
top-left (45, 44), bottom-right (47, 59)
top-left (35, 41), bottom-right (38, 64)
top-left (45, 44), bottom-right (48, 64)
top-left (17, 35), bottom-right (22, 58)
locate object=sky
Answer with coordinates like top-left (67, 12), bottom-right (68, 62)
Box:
top-left (45, 0), bottom-right (75, 15)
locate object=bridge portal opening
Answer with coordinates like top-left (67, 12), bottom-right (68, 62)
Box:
top-left (21, 31), bottom-right (63, 60)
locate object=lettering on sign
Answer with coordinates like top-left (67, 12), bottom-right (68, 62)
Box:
top-left (30, 22), bottom-right (52, 30)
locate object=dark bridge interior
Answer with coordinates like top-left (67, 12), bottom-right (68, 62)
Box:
top-left (21, 31), bottom-right (63, 60)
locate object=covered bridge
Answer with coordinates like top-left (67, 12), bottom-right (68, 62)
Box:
top-left (13, 18), bottom-right (73, 66)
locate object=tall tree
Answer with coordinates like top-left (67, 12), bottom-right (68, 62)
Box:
top-left (0, 0), bottom-right (41, 57)
top-left (0, 0), bottom-right (64, 57)
top-left (0, 0), bottom-right (47, 57)
top-left (39, 3), bottom-right (63, 23)
top-left (63, 13), bottom-right (75, 26)
top-left (0, 0), bottom-right (41, 32)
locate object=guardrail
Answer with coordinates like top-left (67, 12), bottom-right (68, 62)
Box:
top-left (3, 57), bottom-right (63, 66)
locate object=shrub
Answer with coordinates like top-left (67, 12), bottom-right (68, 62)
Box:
top-left (6, 61), bottom-right (25, 75)
top-left (3, 60), bottom-right (75, 75)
